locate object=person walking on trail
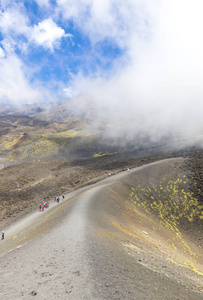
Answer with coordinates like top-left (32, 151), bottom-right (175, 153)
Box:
top-left (62, 195), bottom-right (65, 200)
top-left (2, 231), bottom-right (4, 240)
top-left (39, 205), bottom-right (41, 211)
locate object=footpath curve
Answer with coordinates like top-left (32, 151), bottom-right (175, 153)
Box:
top-left (0, 157), bottom-right (202, 299)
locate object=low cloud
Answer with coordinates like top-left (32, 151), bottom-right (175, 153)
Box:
top-left (0, 53), bottom-right (53, 104)
top-left (1, 1), bottom-right (203, 148)
top-left (61, 0), bottom-right (203, 147)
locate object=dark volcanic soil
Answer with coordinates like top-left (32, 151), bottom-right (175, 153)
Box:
top-left (0, 150), bottom-right (179, 228)
top-left (0, 148), bottom-right (202, 229)
top-left (0, 156), bottom-right (202, 299)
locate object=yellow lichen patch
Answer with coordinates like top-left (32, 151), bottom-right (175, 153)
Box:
top-left (166, 258), bottom-right (179, 266)
top-left (167, 259), bottom-right (203, 276)
top-left (58, 129), bottom-right (86, 137)
top-left (169, 243), bottom-right (177, 250)
top-left (0, 129), bottom-right (91, 162)
top-left (183, 262), bottom-right (203, 276)
top-left (3, 138), bottom-right (20, 150)
top-left (19, 139), bottom-right (59, 161)
top-left (130, 176), bottom-right (201, 258)
top-left (93, 151), bottom-right (117, 157)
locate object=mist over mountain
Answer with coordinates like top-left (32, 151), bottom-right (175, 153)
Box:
top-left (1, 1), bottom-right (203, 151)
top-left (0, 103), bottom-right (17, 114)
top-left (1, 94), bottom-right (202, 153)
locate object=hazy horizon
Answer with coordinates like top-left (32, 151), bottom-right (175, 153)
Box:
top-left (1, 1), bottom-right (203, 147)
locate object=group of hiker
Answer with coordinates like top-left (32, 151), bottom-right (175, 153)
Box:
top-left (54, 195), bottom-right (65, 203)
top-left (39, 195), bottom-right (65, 211)
top-left (1, 194), bottom-right (66, 241)
top-left (39, 202), bottom-right (49, 211)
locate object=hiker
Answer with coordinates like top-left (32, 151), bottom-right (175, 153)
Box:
top-left (54, 196), bottom-right (56, 202)
top-left (62, 195), bottom-right (65, 200)
top-left (57, 197), bottom-right (60, 203)
top-left (39, 205), bottom-right (41, 211)
top-left (2, 231), bottom-right (4, 240)
top-left (41, 205), bottom-right (44, 211)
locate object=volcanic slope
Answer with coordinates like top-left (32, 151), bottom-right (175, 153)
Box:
top-left (0, 158), bottom-right (202, 299)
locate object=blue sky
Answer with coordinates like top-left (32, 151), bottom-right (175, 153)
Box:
top-left (1, 0), bottom-right (203, 145)
top-left (0, 0), bottom-right (142, 104)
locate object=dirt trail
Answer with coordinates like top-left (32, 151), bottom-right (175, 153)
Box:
top-left (0, 158), bottom-right (202, 299)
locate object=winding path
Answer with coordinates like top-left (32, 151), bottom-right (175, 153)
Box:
top-left (0, 158), bottom-right (202, 299)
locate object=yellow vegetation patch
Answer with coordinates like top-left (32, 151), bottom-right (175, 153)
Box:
top-left (183, 262), bottom-right (203, 276)
top-left (1, 129), bottom-right (89, 162)
top-left (58, 129), bottom-right (86, 137)
top-left (3, 138), bottom-right (20, 150)
top-left (19, 139), bottom-right (58, 160)
top-left (93, 151), bottom-right (117, 157)
top-left (166, 258), bottom-right (203, 276)
top-left (130, 176), bottom-right (202, 257)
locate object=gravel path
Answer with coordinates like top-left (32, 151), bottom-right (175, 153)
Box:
top-left (0, 158), bottom-right (202, 299)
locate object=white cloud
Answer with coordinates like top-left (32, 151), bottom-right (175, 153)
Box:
top-left (1, 0), bottom-right (203, 146)
top-left (0, 5), bottom-right (30, 55)
top-left (60, 0), bottom-right (203, 145)
top-left (0, 53), bottom-right (54, 104)
top-left (63, 86), bottom-right (79, 98)
top-left (63, 87), bottom-right (73, 97)
top-left (35, 0), bottom-right (51, 8)
top-left (56, 0), bottom-right (156, 50)
top-left (0, 47), bottom-right (5, 58)
top-left (0, 0), bottom-right (15, 10)
top-left (0, 5), bottom-right (70, 52)
top-left (31, 18), bottom-right (68, 51)
top-left (0, 3), bottom-right (71, 105)
top-left (0, 5), bottom-right (29, 36)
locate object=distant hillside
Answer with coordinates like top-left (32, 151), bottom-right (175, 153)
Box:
top-left (0, 111), bottom-right (131, 165)
top-left (0, 98), bottom-right (186, 166)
